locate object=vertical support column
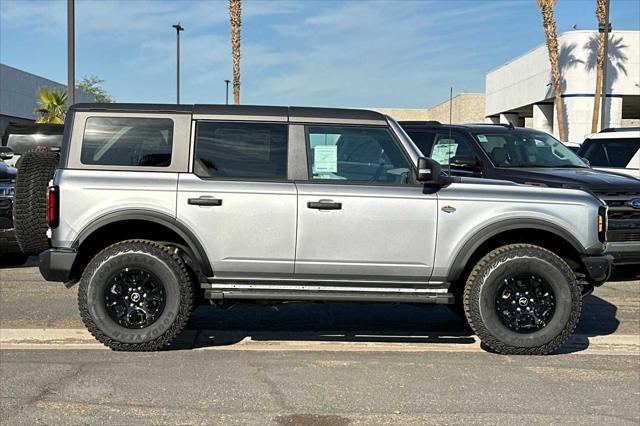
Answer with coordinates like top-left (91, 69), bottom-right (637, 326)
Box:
top-left (532, 103), bottom-right (554, 134)
top-left (603, 96), bottom-right (623, 129)
top-left (499, 113), bottom-right (520, 127)
top-left (485, 116), bottom-right (499, 124)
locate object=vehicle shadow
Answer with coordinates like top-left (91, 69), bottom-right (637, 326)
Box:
top-left (165, 294), bottom-right (619, 354)
top-left (0, 256), bottom-right (37, 269)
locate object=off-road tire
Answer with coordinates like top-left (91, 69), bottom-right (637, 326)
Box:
top-left (14, 151), bottom-right (59, 255)
top-left (78, 240), bottom-right (195, 351)
top-left (463, 244), bottom-right (581, 355)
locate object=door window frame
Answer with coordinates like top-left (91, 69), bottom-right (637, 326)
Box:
top-left (301, 124), bottom-right (419, 187)
top-left (190, 119), bottom-right (293, 183)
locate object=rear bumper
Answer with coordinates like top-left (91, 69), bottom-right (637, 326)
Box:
top-left (39, 248), bottom-right (77, 283)
top-left (582, 254), bottom-right (614, 283)
top-left (606, 241), bottom-right (640, 265)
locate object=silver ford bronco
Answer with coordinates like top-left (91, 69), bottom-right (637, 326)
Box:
top-left (15, 103), bottom-right (612, 354)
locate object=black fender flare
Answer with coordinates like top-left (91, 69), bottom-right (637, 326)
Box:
top-left (72, 209), bottom-right (213, 277)
top-left (445, 218), bottom-right (587, 282)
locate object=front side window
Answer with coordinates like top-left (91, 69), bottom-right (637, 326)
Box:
top-left (472, 130), bottom-right (588, 168)
top-left (407, 130), bottom-right (475, 166)
top-left (580, 138), bottom-right (640, 168)
top-left (194, 122), bottom-right (288, 179)
top-left (307, 126), bottom-right (411, 184)
top-left (81, 117), bottom-right (173, 167)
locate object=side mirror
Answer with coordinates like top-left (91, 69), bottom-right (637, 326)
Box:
top-left (0, 147), bottom-right (14, 160)
top-left (450, 156), bottom-right (480, 170)
top-left (417, 157), bottom-right (451, 184)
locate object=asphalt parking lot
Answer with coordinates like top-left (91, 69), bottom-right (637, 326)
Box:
top-left (1, 260), bottom-right (639, 425)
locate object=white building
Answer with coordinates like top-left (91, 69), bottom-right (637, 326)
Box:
top-left (485, 30), bottom-right (640, 142)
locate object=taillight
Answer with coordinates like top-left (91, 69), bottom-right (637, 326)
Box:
top-left (47, 186), bottom-right (59, 228)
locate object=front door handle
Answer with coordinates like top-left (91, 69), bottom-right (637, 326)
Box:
top-left (188, 197), bottom-right (223, 206)
top-left (307, 200), bottom-right (342, 210)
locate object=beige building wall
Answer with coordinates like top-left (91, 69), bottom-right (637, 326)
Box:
top-left (374, 93), bottom-right (485, 124)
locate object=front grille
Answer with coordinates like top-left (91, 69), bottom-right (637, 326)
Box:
top-left (0, 199), bottom-right (10, 209)
top-left (608, 231), bottom-right (640, 242)
top-left (595, 191), bottom-right (640, 243)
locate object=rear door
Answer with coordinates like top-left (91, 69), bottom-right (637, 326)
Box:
top-left (177, 120), bottom-right (297, 280)
top-left (294, 125), bottom-right (438, 284)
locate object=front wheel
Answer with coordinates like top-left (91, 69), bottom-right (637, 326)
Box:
top-left (78, 240), bottom-right (195, 351)
top-left (463, 244), bottom-right (581, 355)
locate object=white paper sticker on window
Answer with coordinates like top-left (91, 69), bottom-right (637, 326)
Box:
top-left (314, 145), bottom-right (338, 173)
top-left (431, 143), bottom-right (458, 165)
top-left (477, 134), bottom-right (488, 143)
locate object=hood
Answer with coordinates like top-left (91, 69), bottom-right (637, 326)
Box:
top-left (497, 167), bottom-right (640, 192)
top-left (0, 160), bottom-right (17, 182)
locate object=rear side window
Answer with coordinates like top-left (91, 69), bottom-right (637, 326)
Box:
top-left (81, 117), bottom-right (173, 167)
top-left (581, 138), bottom-right (640, 168)
top-left (194, 122), bottom-right (288, 179)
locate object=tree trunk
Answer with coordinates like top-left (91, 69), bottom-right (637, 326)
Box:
top-left (537, 0), bottom-right (566, 141)
top-left (591, 0), bottom-right (607, 133)
top-left (229, 0), bottom-right (241, 105)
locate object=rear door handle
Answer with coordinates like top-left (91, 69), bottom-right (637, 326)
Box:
top-left (188, 197), bottom-right (223, 206)
top-left (307, 200), bottom-right (342, 210)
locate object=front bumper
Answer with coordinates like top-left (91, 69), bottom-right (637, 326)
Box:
top-left (606, 241), bottom-right (640, 266)
top-left (39, 248), bottom-right (77, 283)
top-left (582, 254), bottom-right (614, 283)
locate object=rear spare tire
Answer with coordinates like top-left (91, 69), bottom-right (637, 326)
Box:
top-left (463, 244), bottom-right (581, 355)
top-left (14, 151), bottom-right (59, 255)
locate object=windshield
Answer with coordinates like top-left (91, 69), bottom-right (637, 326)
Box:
top-left (472, 129), bottom-right (588, 168)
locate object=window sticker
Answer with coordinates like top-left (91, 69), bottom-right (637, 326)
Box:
top-left (431, 143), bottom-right (458, 165)
top-left (477, 134), bottom-right (488, 143)
top-left (314, 145), bottom-right (338, 173)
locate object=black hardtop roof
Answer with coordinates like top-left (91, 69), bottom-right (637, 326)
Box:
top-left (70, 103), bottom-right (387, 123)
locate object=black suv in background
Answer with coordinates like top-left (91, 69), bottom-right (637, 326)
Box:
top-left (0, 158), bottom-right (26, 265)
top-left (400, 121), bottom-right (640, 268)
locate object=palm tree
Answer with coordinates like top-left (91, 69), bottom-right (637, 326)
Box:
top-left (536, 0), bottom-right (566, 141)
top-left (229, 0), bottom-right (241, 105)
top-left (34, 88), bottom-right (67, 124)
top-left (590, 0), bottom-right (607, 133)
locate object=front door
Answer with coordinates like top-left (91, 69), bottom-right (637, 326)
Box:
top-left (177, 121), bottom-right (297, 279)
top-left (295, 125), bottom-right (438, 284)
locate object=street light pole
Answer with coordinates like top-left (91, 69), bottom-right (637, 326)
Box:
top-left (67, 0), bottom-right (75, 105)
top-left (172, 23), bottom-right (184, 104)
top-left (224, 80), bottom-right (230, 105)
top-left (600, 0), bottom-right (611, 130)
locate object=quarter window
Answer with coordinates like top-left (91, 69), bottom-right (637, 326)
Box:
top-left (306, 126), bottom-right (411, 184)
top-left (81, 117), bottom-right (173, 167)
top-left (194, 122), bottom-right (288, 179)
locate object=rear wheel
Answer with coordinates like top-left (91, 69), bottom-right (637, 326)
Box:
top-left (14, 151), bottom-right (59, 255)
top-left (463, 244), bottom-right (581, 355)
top-left (78, 240), bottom-right (195, 351)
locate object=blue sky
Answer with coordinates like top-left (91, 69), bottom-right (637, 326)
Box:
top-left (1, 0), bottom-right (639, 108)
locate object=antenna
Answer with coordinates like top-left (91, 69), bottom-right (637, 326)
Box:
top-left (448, 86), bottom-right (453, 178)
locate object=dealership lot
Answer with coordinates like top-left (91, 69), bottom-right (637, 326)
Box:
top-left (1, 262), bottom-right (639, 424)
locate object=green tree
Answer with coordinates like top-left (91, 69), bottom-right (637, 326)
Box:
top-left (76, 75), bottom-right (114, 103)
top-left (34, 88), bottom-right (67, 124)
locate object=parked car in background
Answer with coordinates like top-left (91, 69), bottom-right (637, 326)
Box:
top-left (13, 103), bottom-right (612, 355)
top-left (578, 128), bottom-right (640, 179)
top-left (1, 123), bottom-right (64, 167)
top-left (400, 121), bottom-right (640, 267)
top-left (563, 141), bottom-right (581, 153)
top-left (0, 158), bottom-right (27, 265)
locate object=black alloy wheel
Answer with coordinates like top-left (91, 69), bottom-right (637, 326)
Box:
top-left (495, 274), bottom-right (556, 333)
top-left (104, 268), bottom-right (166, 329)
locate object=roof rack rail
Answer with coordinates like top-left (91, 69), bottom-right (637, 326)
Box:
top-left (601, 127), bottom-right (640, 133)
top-left (397, 120), bottom-right (441, 126)
top-left (467, 122), bottom-right (515, 129)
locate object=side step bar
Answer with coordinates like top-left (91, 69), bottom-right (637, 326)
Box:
top-left (203, 287), bottom-right (454, 304)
